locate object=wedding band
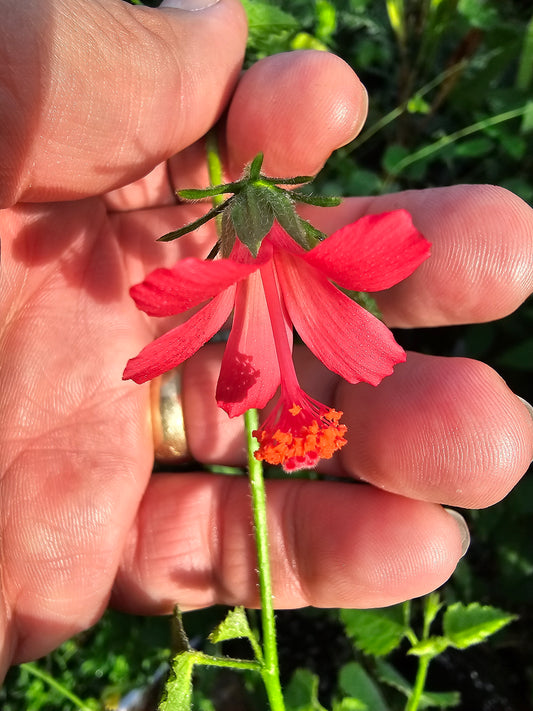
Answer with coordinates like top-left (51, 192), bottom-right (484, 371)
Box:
top-left (150, 367), bottom-right (192, 465)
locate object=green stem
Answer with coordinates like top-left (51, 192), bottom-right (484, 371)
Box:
top-left (20, 662), bottom-right (93, 711)
top-left (346, 60), bottom-right (467, 153)
top-left (387, 104), bottom-right (527, 179)
top-left (244, 409), bottom-right (286, 711)
top-left (206, 131), bottom-right (226, 205)
top-left (405, 655), bottom-right (431, 711)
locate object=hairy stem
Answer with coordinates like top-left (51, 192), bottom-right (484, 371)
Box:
top-left (245, 408), bottom-right (286, 711)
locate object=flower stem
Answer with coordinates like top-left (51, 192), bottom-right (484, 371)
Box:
top-left (244, 408), bottom-right (286, 711)
top-left (405, 655), bottom-right (431, 711)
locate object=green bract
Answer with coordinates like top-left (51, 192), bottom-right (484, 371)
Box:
top-left (157, 153), bottom-right (341, 257)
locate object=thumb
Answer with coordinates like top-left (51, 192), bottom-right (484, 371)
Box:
top-left (1, 0), bottom-right (247, 206)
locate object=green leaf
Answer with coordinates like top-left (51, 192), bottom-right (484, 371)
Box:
top-left (158, 651), bottom-right (197, 711)
top-left (338, 663), bottom-right (390, 711)
top-left (382, 144), bottom-right (410, 175)
top-left (453, 137), bottom-right (493, 158)
top-left (291, 31), bottom-right (330, 52)
top-left (208, 607), bottom-right (256, 646)
top-left (315, 0), bottom-right (336, 43)
top-left (443, 602), bottom-right (516, 649)
top-left (408, 636), bottom-right (449, 658)
top-left (407, 94), bottom-right (431, 114)
top-left (424, 591), bottom-right (443, 632)
top-left (341, 605), bottom-right (408, 657)
top-left (333, 698), bottom-right (367, 711)
top-left (284, 668), bottom-right (328, 711)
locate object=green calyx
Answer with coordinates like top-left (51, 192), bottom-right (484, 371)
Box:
top-left (158, 153), bottom-right (341, 257)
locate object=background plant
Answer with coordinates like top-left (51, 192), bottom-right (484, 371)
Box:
top-left (2, 1), bottom-right (532, 709)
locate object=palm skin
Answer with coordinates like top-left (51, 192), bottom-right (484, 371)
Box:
top-left (1, 0), bottom-right (532, 682)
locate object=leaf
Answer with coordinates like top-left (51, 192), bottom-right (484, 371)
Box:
top-left (284, 668), bottom-right (328, 711)
top-left (443, 602), bottom-right (516, 649)
top-left (381, 144), bottom-right (410, 175)
top-left (158, 651), bottom-right (197, 711)
top-left (407, 95), bottom-right (431, 114)
top-left (315, 0), bottom-right (336, 43)
top-left (408, 636), bottom-right (449, 657)
top-left (453, 137), bottom-right (493, 158)
top-left (208, 607), bottom-right (256, 646)
top-left (341, 605), bottom-right (408, 657)
top-left (338, 663), bottom-right (390, 711)
top-left (333, 698), bottom-right (367, 711)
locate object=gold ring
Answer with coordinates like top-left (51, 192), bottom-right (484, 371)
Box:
top-left (150, 366), bottom-right (192, 465)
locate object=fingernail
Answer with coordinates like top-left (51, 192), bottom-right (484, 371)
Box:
top-left (444, 508), bottom-right (470, 557)
top-left (160, 0), bottom-right (220, 10)
top-left (517, 396), bottom-right (533, 422)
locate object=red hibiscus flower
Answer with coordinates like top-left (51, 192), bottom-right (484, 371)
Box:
top-left (124, 210), bottom-right (430, 471)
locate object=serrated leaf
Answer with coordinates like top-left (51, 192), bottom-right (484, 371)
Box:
top-left (341, 605), bottom-right (408, 657)
top-left (443, 602), bottom-right (516, 649)
top-left (338, 663), bottom-right (390, 711)
top-left (208, 607), bottom-right (255, 645)
top-left (158, 651), bottom-right (197, 711)
top-left (408, 636), bottom-right (449, 657)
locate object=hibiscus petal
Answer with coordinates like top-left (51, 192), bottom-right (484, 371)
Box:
top-left (276, 253), bottom-right (405, 386)
top-left (302, 210), bottom-right (431, 292)
top-left (217, 270), bottom-right (290, 417)
top-left (123, 287), bottom-right (235, 383)
top-left (130, 257), bottom-right (261, 317)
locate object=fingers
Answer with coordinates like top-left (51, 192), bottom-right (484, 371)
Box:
top-left (225, 50), bottom-right (368, 178)
top-left (182, 345), bottom-right (533, 510)
top-left (165, 50), bottom-right (368, 200)
top-left (337, 352), bottom-right (533, 508)
top-left (303, 184), bottom-right (533, 327)
top-left (112, 473), bottom-right (465, 613)
top-left (0, 0), bottom-right (247, 206)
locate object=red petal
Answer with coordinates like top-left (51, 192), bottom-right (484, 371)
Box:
top-left (130, 257), bottom-right (261, 317)
top-left (303, 210), bottom-right (430, 292)
top-left (217, 270), bottom-right (290, 417)
top-left (123, 287), bottom-right (235, 383)
top-left (276, 253), bottom-right (405, 385)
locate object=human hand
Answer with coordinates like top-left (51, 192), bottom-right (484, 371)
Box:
top-left (1, 0), bottom-right (532, 683)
